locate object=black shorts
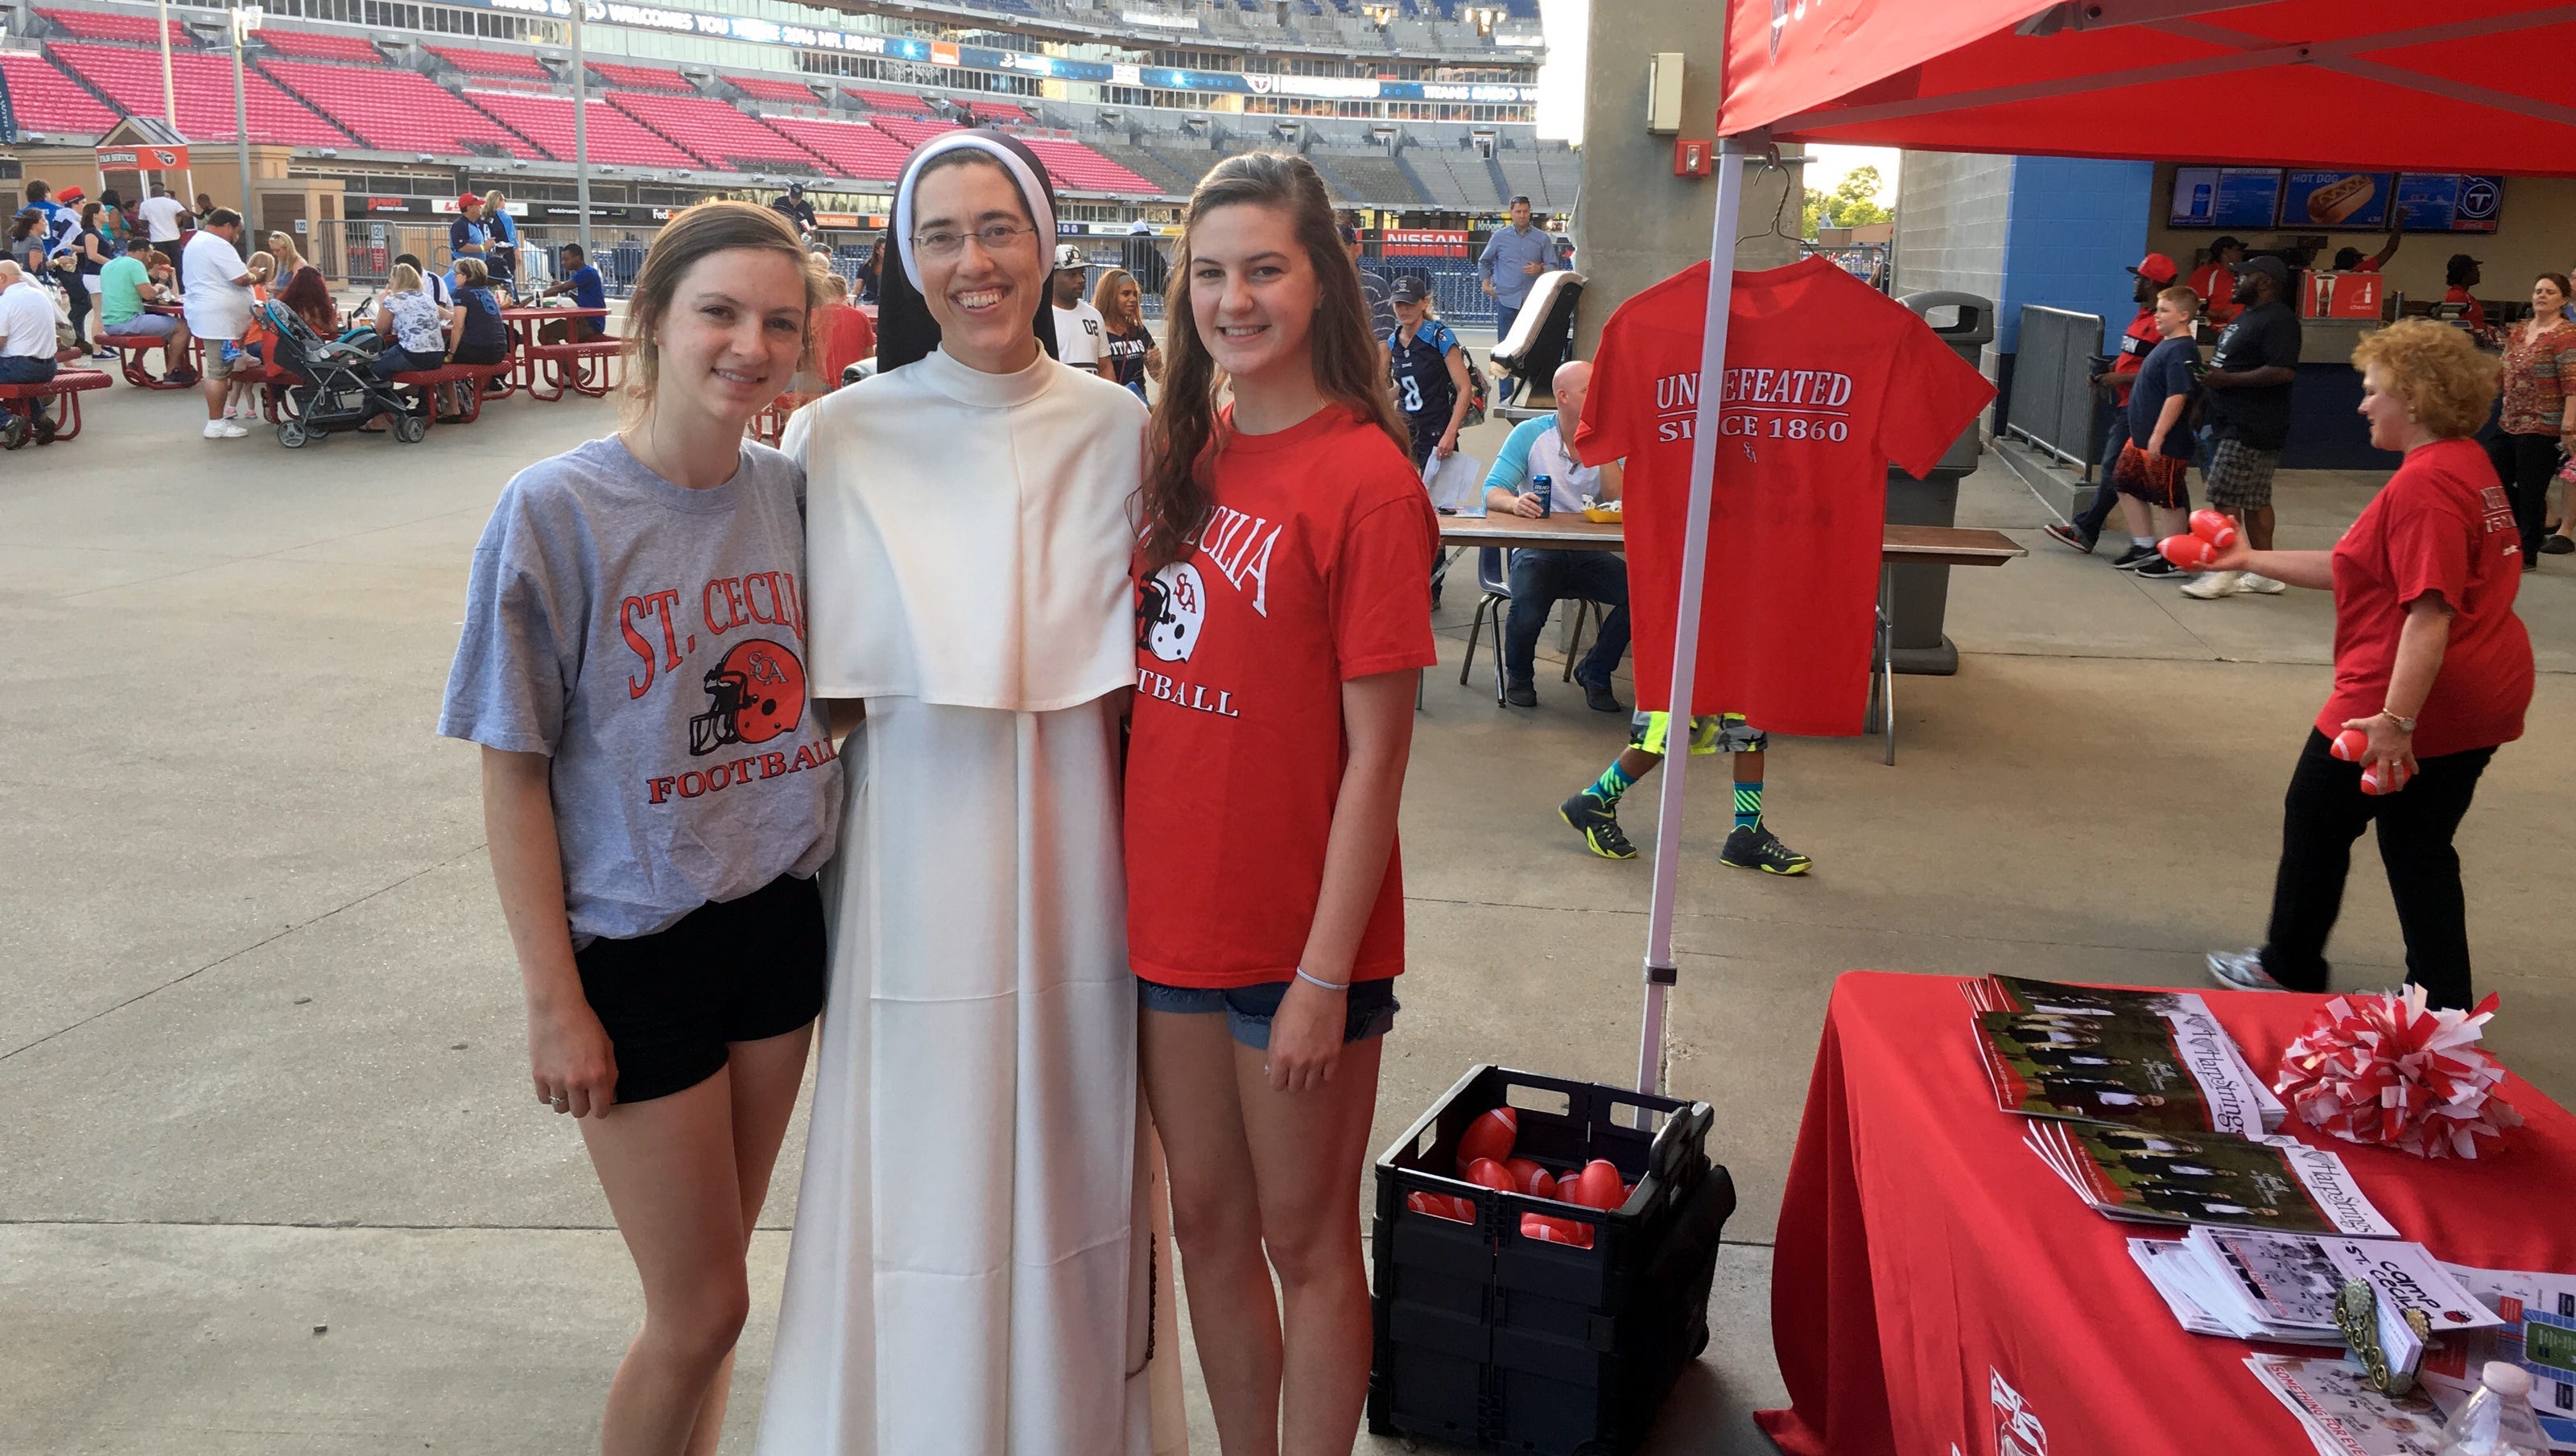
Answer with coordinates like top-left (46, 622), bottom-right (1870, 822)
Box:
top-left (573, 872), bottom-right (828, 1103)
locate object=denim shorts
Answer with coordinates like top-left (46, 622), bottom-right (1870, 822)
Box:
top-left (1137, 975), bottom-right (1400, 1050)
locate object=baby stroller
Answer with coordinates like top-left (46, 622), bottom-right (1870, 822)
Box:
top-left (257, 298), bottom-right (426, 446)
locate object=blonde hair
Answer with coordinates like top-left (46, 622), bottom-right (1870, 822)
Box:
top-left (246, 251), bottom-right (276, 284)
top-left (266, 233), bottom-right (304, 271)
top-left (388, 262), bottom-right (423, 293)
top-left (480, 191), bottom-right (508, 219)
top-left (2155, 285), bottom-right (2200, 312)
top-left (2351, 319), bottom-right (2501, 440)
top-left (454, 256), bottom-right (489, 288)
top-left (621, 200), bottom-right (832, 423)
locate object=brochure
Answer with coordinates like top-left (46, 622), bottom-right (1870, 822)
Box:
top-left (2246, 1354), bottom-right (2449, 1456)
top-left (2025, 1121), bottom-right (2398, 1238)
top-left (1974, 976), bottom-right (2285, 1132)
top-left (2173, 1227), bottom-right (2501, 1340)
top-left (2129, 1237), bottom-right (2277, 1340)
top-left (1976, 1009), bottom-right (2268, 1136)
top-left (2426, 1264), bottom-right (2576, 1452)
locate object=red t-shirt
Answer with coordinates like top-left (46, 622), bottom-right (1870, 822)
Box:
top-left (815, 301), bottom-right (875, 386)
top-left (2443, 285), bottom-right (2489, 332)
top-left (2318, 437), bottom-right (2532, 758)
top-left (1577, 257), bottom-right (1995, 735)
top-left (2109, 307), bottom-right (2161, 403)
top-left (2190, 262), bottom-right (2241, 324)
top-left (1125, 406), bottom-right (1439, 988)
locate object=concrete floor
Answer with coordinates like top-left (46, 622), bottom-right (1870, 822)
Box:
top-left (3, 377), bottom-right (2570, 1455)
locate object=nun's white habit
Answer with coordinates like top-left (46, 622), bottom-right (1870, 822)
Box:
top-left (757, 132), bottom-right (1176, 1456)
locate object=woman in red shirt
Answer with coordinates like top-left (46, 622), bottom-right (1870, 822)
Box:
top-left (2195, 320), bottom-right (2530, 1010)
top-left (1126, 151), bottom-right (1437, 1453)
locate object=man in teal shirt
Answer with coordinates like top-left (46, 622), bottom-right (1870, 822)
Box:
top-left (97, 247), bottom-right (197, 383)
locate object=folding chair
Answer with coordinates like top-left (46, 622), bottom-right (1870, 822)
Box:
top-left (1458, 546), bottom-right (1513, 704)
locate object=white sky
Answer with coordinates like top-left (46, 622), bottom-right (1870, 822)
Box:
top-left (1534, 0), bottom-right (1898, 207)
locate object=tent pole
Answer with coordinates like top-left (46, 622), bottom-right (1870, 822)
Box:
top-left (1635, 131), bottom-right (1758, 1097)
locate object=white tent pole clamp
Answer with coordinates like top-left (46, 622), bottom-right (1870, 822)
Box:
top-left (1636, 129), bottom-right (1761, 1097)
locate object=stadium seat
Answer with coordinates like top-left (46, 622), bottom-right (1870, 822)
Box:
top-left (608, 90), bottom-right (825, 172)
top-left (261, 58), bottom-right (539, 158)
top-left (761, 116), bottom-right (912, 184)
top-left (256, 29), bottom-right (382, 63)
top-left (587, 60), bottom-right (692, 93)
top-left (868, 114), bottom-right (960, 148)
top-left (0, 51), bottom-right (119, 138)
top-left (462, 90), bottom-right (696, 168)
top-left (51, 43), bottom-right (346, 146)
top-left (725, 74), bottom-right (819, 105)
top-left (1014, 136), bottom-right (1155, 196)
top-left (964, 98), bottom-right (1033, 124)
top-left (844, 87), bottom-right (931, 114)
top-left (35, 6), bottom-right (190, 45)
top-left (428, 45), bottom-right (552, 83)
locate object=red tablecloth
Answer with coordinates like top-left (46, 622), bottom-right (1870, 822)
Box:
top-left (1755, 971), bottom-right (2576, 1456)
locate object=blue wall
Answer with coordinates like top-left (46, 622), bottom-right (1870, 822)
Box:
top-left (1994, 155), bottom-right (2156, 355)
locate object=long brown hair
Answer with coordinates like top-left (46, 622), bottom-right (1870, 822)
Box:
top-left (1138, 152), bottom-right (1407, 571)
top-left (1091, 266), bottom-right (1141, 329)
top-left (622, 199), bottom-right (832, 422)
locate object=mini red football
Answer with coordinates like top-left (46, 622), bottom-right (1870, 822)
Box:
top-left (1457, 1107), bottom-right (1517, 1169)
top-left (1408, 1190), bottom-right (1473, 1223)
top-left (2189, 509), bottom-right (2240, 549)
top-left (2330, 728), bottom-right (2370, 761)
top-left (2159, 533), bottom-right (2216, 568)
top-left (1569, 1160), bottom-right (1627, 1211)
top-left (1521, 1212), bottom-right (1594, 1248)
top-left (1464, 1157), bottom-right (1517, 1194)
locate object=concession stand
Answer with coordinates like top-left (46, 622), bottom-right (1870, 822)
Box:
top-left (1621, 2), bottom-right (2576, 1450)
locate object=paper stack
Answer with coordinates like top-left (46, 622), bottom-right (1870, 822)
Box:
top-left (2129, 1228), bottom-right (2501, 1346)
top-left (1965, 975), bottom-right (2285, 1136)
top-left (2025, 1120), bottom-right (2396, 1236)
top-left (2246, 1354), bottom-right (2450, 1456)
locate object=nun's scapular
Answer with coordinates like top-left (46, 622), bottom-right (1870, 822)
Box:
top-left (756, 131), bottom-right (1183, 1455)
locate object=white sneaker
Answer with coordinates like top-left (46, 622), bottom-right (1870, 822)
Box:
top-left (204, 419), bottom-right (248, 439)
top-left (2180, 570), bottom-right (2243, 600)
top-left (2239, 571), bottom-right (2287, 594)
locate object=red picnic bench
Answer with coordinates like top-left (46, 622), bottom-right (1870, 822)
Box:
top-left (386, 361), bottom-right (517, 430)
top-left (525, 339), bottom-right (626, 402)
top-left (0, 369), bottom-right (114, 447)
top-left (97, 329), bottom-right (199, 390)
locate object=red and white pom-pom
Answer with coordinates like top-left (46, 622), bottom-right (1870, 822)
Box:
top-left (2273, 986), bottom-right (2523, 1159)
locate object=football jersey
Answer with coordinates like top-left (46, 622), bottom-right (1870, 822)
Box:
top-left (1388, 317), bottom-right (1459, 429)
top-left (1577, 257), bottom-right (1994, 735)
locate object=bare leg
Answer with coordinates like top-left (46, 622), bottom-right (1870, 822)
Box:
top-left (2117, 493), bottom-right (2155, 545)
top-left (679, 1027), bottom-right (813, 1456)
top-left (580, 1071), bottom-right (756, 1456)
top-left (2149, 504), bottom-right (2189, 542)
top-left (1237, 1033), bottom-right (1383, 1456)
top-left (202, 365), bottom-right (227, 422)
top-left (1143, 1008), bottom-right (1282, 1456)
top-left (2248, 503), bottom-right (2276, 552)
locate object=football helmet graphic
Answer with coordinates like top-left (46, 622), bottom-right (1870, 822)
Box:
top-left (688, 638), bottom-right (807, 756)
top-left (1137, 561), bottom-right (1205, 663)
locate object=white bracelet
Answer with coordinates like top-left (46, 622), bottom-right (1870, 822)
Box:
top-left (1294, 967), bottom-right (1349, 992)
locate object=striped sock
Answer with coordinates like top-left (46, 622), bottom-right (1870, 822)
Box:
top-left (1733, 780), bottom-right (1763, 832)
top-left (1589, 757), bottom-right (1638, 807)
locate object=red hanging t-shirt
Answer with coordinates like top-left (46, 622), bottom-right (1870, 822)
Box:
top-left (1576, 257), bottom-right (1995, 735)
top-left (2317, 436), bottom-right (2531, 758)
top-left (1125, 405), bottom-right (1439, 989)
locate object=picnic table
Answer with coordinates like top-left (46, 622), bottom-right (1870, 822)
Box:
top-left (499, 306), bottom-right (612, 396)
top-left (1435, 513), bottom-right (2026, 761)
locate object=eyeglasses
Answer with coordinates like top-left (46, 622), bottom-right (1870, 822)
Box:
top-left (912, 222), bottom-right (1038, 258)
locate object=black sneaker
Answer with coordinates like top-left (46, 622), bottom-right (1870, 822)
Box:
top-left (1559, 792), bottom-right (1637, 860)
top-left (2132, 556), bottom-right (2180, 580)
top-left (2109, 543), bottom-right (2157, 570)
top-left (1575, 674), bottom-right (1625, 714)
top-left (1719, 824), bottom-right (1811, 875)
top-left (2043, 523), bottom-right (2095, 555)
top-left (1505, 680), bottom-right (1538, 708)
top-left (31, 415), bottom-right (59, 445)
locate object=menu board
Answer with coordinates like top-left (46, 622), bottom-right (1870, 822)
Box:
top-left (2393, 173), bottom-right (2505, 233)
top-left (2169, 167), bottom-right (2284, 229)
top-left (2282, 171), bottom-right (2390, 229)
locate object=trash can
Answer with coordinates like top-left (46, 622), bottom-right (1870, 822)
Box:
top-left (1886, 291), bottom-right (1993, 675)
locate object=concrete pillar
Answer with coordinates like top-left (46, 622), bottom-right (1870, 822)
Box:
top-left (1572, 12), bottom-right (1804, 357)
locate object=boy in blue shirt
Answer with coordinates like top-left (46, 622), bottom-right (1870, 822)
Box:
top-left (2112, 286), bottom-right (2204, 580)
top-left (538, 244), bottom-right (608, 343)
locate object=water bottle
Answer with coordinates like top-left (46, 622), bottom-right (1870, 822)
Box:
top-left (2436, 1362), bottom-right (2548, 1456)
top-left (1532, 473), bottom-right (1553, 518)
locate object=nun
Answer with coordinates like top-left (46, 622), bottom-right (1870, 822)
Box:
top-left (758, 133), bottom-right (1178, 1453)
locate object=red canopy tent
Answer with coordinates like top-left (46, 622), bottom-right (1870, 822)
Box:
top-left (1629, 0), bottom-right (2570, 1091)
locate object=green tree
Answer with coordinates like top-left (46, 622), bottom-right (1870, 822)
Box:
top-left (1801, 187), bottom-right (1827, 239)
top-left (1831, 165), bottom-right (1889, 229)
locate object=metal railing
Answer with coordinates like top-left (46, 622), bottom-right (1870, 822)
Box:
top-left (2004, 304), bottom-right (2107, 477)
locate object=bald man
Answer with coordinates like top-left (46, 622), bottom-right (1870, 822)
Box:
top-left (1482, 358), bottom-right (1629, 710)
top-left (0, 259), bottom-right (64, 443)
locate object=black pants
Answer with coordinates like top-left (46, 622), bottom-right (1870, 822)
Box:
top-left (2487, 430), bottom-right (2558, 554)
top-left (2260, 728), bottom-right (2496, 1009)
top-left (67, 278), bottom-right (92, 344)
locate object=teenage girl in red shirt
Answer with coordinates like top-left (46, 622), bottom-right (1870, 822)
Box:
top-left (1126, 151), bottom-right (1438, 1454)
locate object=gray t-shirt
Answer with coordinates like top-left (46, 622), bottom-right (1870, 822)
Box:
top-left (438, 435), bottom-right (840, 945)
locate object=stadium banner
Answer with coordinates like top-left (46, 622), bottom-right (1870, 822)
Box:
top-left (1381, 228), bottom-right (1470, 257)
top-left (97, 145), bottom-right (192, 171)
top-left (472, 0), bottom-right (1538, 103)
top-left (0, 66), bottom-right (14, 147)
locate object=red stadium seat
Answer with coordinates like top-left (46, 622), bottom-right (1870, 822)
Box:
top-left (1015, 136), bottom-right (1156, 196)
top-left (462, 90), bottom-right (696, 168)
top-left (845, 87), bottom-right (931, 114)
top-left (0, 52), bottom-right (118, 137)
top-left (761, 115), bottom-right (911, 183)
top-left (51, 42), bottom-right (345, 146)
top-left (868, 114), bottom-right (960, 148)
top-left (35, 7), bottom-right (191, 45)
top-left (965, 98), bottom-right (1033, 124)
top-left (607, 90), bottom-right (824, 172)
top-left (587, 61), bottom-right (692, 93)
top-left (725, 74), bottom-right (820, 105)
top-left (429, 46), bottom-right (553, 82)
top-left (261, 58), bottom-right (539, 158)
top-left (256, 29), bottom-right (382, 63)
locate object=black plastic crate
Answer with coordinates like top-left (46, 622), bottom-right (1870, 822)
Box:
top-left (1368, 1065), bottom-right (1735, 1456)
